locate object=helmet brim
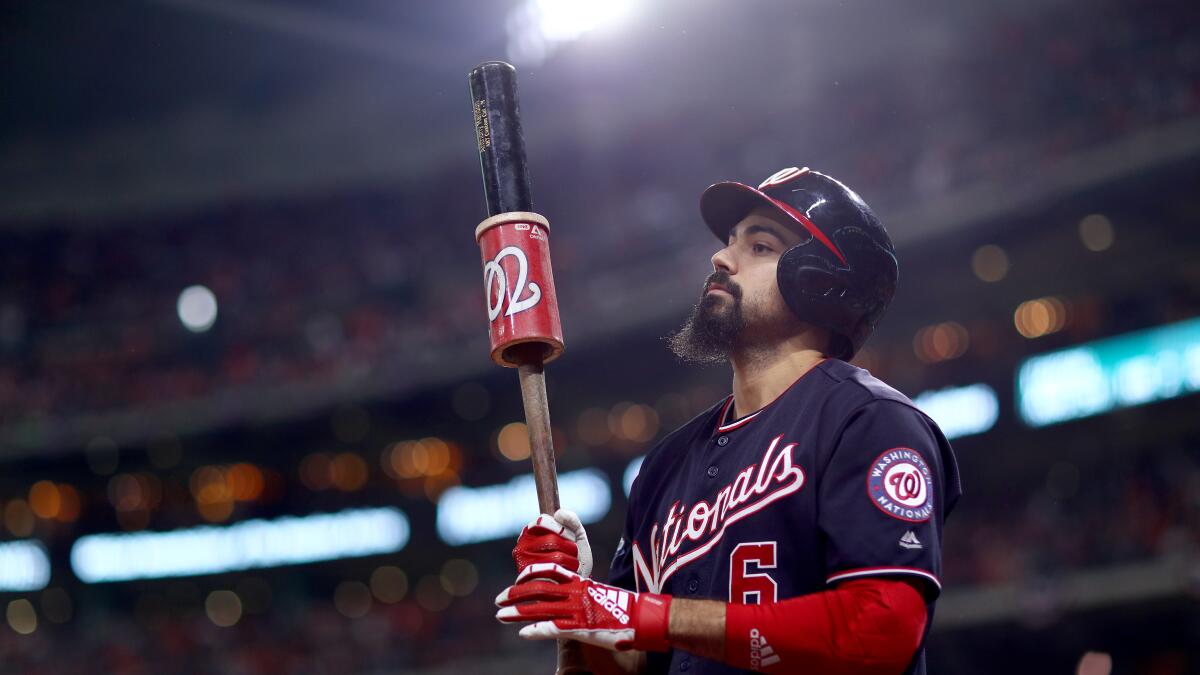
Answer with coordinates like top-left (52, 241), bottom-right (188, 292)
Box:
top-left (699, 181), bottom-right (809, 244)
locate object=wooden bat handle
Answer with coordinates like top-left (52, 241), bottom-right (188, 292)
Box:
top-left (510, 344), bottom-right (590, 675)
top-left (515, 354), bottom-right (560, 514)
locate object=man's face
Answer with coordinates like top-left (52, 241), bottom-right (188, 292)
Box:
top-left (667, 206), bottom-right (808, 363)
top-left (706, 206), bottom-right (807, 329)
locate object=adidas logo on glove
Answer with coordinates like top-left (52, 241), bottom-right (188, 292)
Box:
top-left (588, 585), bottom-right (631, 624)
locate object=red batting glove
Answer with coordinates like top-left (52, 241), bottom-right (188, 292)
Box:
top-left (512, 509), bottom-right (593, 577)
top-left (495, 563), bottom-right (672, 652)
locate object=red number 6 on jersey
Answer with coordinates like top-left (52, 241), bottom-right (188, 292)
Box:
top-left (729, 541), bottom-right (778, 604)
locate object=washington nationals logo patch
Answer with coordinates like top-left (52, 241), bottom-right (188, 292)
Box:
top-left (867, 448), bottom-right (934, 522)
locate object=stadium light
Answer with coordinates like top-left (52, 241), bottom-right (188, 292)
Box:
top-left (507, 0), bottom-right (637, 65)
top-left (623, 455), bottom-right (644, 496)
top-left (536, 0), bottom-right (634, 41)
top-left (0, 540), bottom-right (51, 592)
top-left (71, 507), bottom-right (409, 583)
top-left (1017, 317), bottom-right (1200, 426)
top-left (436, 468), bottom-right (610, 545)
top-left (913, 384), bottom-right (999, 440)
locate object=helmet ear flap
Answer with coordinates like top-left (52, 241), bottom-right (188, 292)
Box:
top-left (776, 246), bottom-right (860, 355)
top-left (832, 227), bottom-right (898, 316)
top-left (777, 249), bottom-right (846, 298)
top-left (775, 228), bottom-right (898, 359)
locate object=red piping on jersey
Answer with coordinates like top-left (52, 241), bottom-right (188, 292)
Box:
top-left (712, 359), bottom-right (831, 436)
top-left (715, 397), bottom-right (761, 433)
top-left (826, 566), bottom-right (942, 591)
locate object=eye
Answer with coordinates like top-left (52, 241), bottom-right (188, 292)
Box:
top-left (752, 242), bottom-right (774, 255)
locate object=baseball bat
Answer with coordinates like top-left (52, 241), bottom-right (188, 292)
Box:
top-left (468, 61), bottom-right (588, 675)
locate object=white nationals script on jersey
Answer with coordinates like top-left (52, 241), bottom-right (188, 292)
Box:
top-left (631, 435), bottom-right (806, 594)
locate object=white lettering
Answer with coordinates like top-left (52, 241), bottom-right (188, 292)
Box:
top-left (482, 246), bottom-right (542, 321)
top-left (632, 435), bottom-right (805, 593)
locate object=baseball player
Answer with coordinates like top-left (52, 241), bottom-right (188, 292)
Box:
top-left (497, 167), bottom-right (962, 674)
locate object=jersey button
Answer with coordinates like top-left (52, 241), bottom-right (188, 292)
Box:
top-left (679, 659), bottom-right (690, 671)
top-left (687, 579), bottom-right (699, 593)
top-left (706, 466), bottom-right (719, 478)
top-left (716, 435), bottom-right (729, 446)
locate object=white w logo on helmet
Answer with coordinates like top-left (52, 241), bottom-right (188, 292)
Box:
top-left (757, 166), bottom-right (810, 190)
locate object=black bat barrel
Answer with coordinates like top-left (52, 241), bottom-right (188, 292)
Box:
top-left (469, 61), bottom-right (533, 217)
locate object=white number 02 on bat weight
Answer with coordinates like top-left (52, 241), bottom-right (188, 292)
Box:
top-left (484, 245), bottom-right (543, 321)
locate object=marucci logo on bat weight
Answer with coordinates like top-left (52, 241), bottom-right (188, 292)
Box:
top-left (483, 245), bottom-right (543, 321)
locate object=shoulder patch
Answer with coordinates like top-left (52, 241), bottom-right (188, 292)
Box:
top-left (866, 448), bottom-right (934, 522)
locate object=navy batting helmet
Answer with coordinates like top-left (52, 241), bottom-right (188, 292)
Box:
top-left (699, 167), bottom-right (898, 360)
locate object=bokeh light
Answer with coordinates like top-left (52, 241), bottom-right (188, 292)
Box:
top-left (914, 322), bottom-right (970, 363)
top-left (1014, 296), bottom-right (1070, 338)
top-left (385, 438), bottom-right (458, 480)
top-left (370, 566), bottom-right (409, 604)
top-left (28, 481), bottom-right (60, 520)
top-left (177, 285), bottom-right (218, 332)
top-left (439, 559), bottom-right (479, 597)
top-left (576, 407), bottom-right (612, 446)
top-left (1079, 214), bottom-right (1114, 252)
top-left (226, 463), bottom-right (264, 501)
top-left (205, 590), bottom-right (242, 627)
top-left (330, 452), bottom-right (369, 492)
top-left (5, 500), bottom-right (35, 537)
top-left (54, 484), bottom-right (81, 524)
top-left (971, 244), bottom-right (1010, 282)
top-left (6, 598), bottom-right (36, 635)
top-left (612, 402), bottom-right (659, 443)
top-left (190, 466), bottom-right (235, 522)
top-left (496, 422), bottom-right (531, 461)
top-left (299, 453), bottom-right (334, 491)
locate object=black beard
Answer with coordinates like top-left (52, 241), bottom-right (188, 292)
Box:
top-left (666, 273), bottom-right (744, 364)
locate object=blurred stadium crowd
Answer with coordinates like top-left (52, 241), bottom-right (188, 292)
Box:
top-left (1, 0), bottom-right (1199, 673)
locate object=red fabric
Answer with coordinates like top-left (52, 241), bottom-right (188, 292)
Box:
top-left (498, 567), bottom-right (632, 635)
top-left (496, 564), bottom-right (644, 651)
top-left (512, 523), bottom-right (579, 573)
top-left (630, 593), bottom-right (671, 652)
top-left (723, 578), bottom-right (927, 674)
top-left (496, 565), bottom-right (672, 653)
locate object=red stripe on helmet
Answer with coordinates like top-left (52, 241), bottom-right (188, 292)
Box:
top-left (767, 195), bottom-right (848, 266)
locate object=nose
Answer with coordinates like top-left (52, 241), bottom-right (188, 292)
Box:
top-left (711, 244), bottom-right (734, 274)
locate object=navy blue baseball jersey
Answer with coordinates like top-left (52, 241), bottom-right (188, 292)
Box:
top-left (609, 358), bottom-right (961, 675)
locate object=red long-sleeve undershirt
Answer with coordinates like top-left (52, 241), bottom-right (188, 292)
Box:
top-left (722, 578), bottom-right (928, 674)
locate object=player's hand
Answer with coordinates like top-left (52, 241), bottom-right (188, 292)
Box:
top-left (512, 508), bottom-right (593, 577)
top-left (495, 563), bottom-right (671, 652)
